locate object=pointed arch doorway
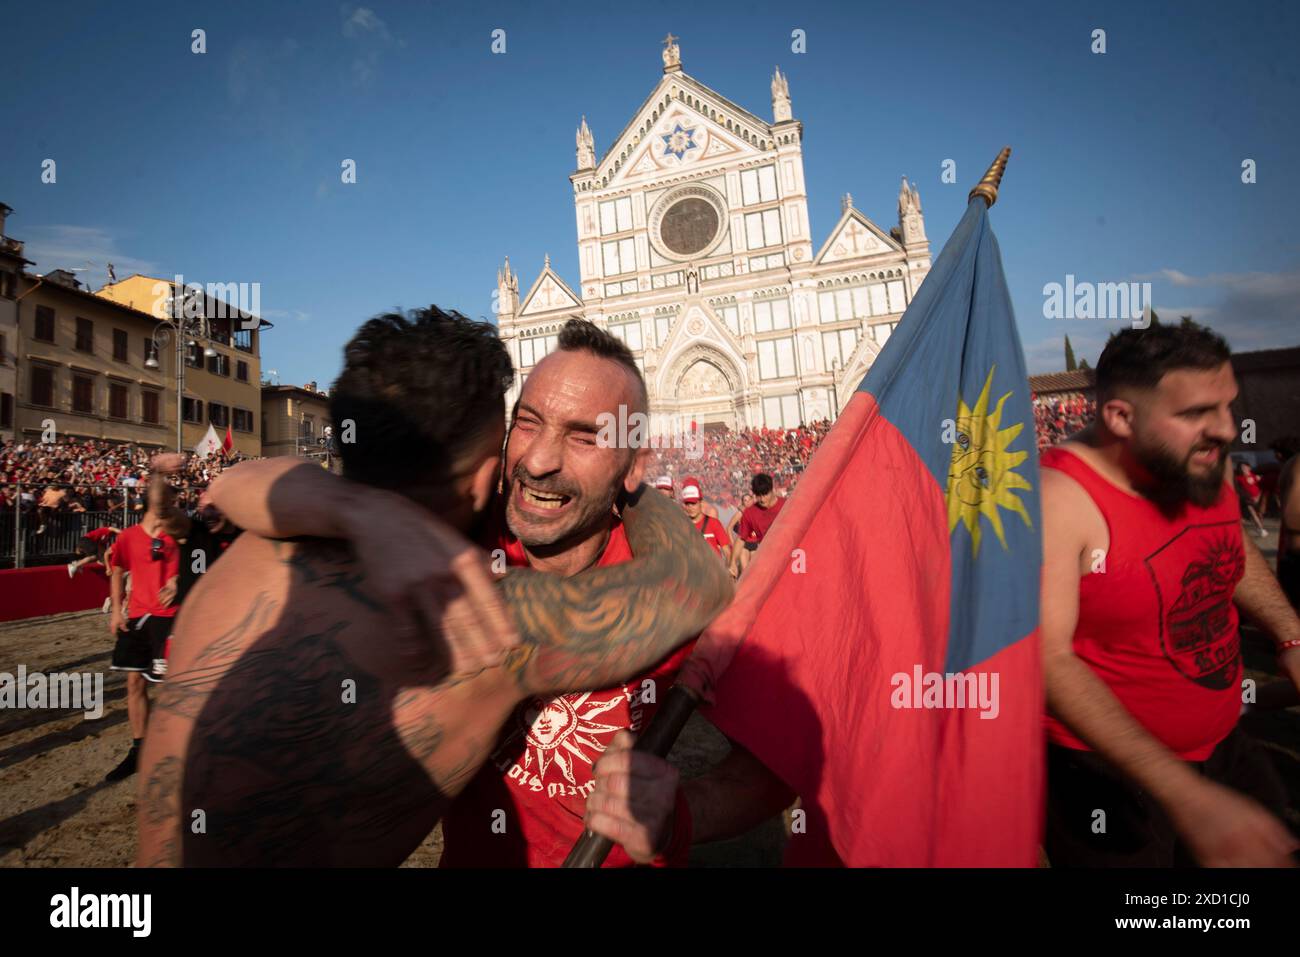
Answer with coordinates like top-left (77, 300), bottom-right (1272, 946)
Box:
top-left (658, 347), bottom-right (744, 432)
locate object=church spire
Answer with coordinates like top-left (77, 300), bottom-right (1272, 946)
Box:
top-left (496, 256), bottom-right (519, 320)
top-left (661, 33), bottom-right (681, 73)
top-left (898, 178), bottom-right (927, 246)
top-left (576, 116), bottom-right (595, 170)
top-left (771, 66), bottom-right (792, 122)
top-left (899, 177), bottom-right (924, 216)
top-left (841, 192), bottom-right (854, 215)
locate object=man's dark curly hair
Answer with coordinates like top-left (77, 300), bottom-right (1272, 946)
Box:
top-left (1096, 321), bottom-right (1231, 402)
top-left (330, 306), bottom-right (514, 491)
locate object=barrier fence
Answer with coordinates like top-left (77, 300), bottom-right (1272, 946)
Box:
top-left (1, 483), bottom-right (162, 568)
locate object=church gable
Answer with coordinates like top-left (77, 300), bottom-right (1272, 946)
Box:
top-left (840, 326), bottom-right (883, 390)
top-left (598, 75), bottom-right (773, 188)
top-left (520, 263), bottom-right (583, 316)
top-left (656, 303), bottom-right (743, 381)
top-left (815, 209), bottom-right (900, 265)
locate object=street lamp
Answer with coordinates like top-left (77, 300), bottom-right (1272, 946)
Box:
top-left (145, 287), bottom-right (217, 452)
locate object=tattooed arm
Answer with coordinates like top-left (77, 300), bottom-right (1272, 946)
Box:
top-left (208, 459), bottom-right (732, 691)
top-left (500, 484), bottom-right (732, 696)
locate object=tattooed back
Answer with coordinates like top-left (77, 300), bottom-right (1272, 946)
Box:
top-left (136, 532), bottom-right (517, 866)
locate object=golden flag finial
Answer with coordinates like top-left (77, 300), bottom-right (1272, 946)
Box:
top-left (968, 146), bottom-right (1012, 207)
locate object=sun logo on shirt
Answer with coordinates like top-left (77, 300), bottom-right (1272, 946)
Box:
top-left (946, 366), bottom-right (1033, 555)
top-left (506, 691), bottom-right (626, 786)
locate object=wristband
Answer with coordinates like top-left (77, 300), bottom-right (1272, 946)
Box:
top-left (1278, 638), bottom-right (1300, 655)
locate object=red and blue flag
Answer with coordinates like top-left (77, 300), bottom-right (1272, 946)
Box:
top-left (680, 174), bottom-right (1043, 866)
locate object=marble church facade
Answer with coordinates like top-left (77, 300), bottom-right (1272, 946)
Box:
top-left (495, 36), bottom-right (932, 432)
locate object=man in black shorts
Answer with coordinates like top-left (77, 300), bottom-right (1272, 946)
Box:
top-left (105, 460), bottom-right (184, 781)
top-left (137, 455), bottom-right (243, 679)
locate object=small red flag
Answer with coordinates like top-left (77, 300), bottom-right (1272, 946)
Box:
top-left (222, 423), bottom-right (233, 454)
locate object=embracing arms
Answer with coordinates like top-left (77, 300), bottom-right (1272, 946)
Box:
top-left (207, 459), bottom-right (732, 694)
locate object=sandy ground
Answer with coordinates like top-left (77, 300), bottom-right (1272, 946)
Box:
top-left (2, 520), bottom-right (1296, 868)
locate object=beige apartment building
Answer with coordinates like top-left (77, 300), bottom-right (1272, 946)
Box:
top-left (0, 203), bottom-right (29, 441)
top-left (261, 382), bottom-right (332, 457)
top-left (11, 269), bottom-right (179, 449)
top-left (0, 203), bottom-right (272, 455)
top-left (95, 274), bottom-right (269, 455)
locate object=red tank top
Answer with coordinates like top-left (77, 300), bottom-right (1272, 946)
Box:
top-left (1041, 446), bottom-right (1244, 761)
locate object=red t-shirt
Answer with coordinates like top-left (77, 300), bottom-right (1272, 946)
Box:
top-left (1041, 447), bottom-right (1244, 760)
top-left (1235, 472), bottom-right (1261, 502)
top-left (111, 524), bottom-right (181, 620)
top-left (738, 498), bottom-right (786, 544)
top-left (85, 527), bottom-right (117, 544)
top-left (439, 514), bottom-right (694, 868)
top-left (694, 514), bottom-right (731, 556)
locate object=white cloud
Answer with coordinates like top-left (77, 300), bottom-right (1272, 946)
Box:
top-left (1024, 266), bottom-right (1300, 372)
top-left (21, 225), bottom-right (158, 290)
top-left (342, 7), bottom-right (393, 43)
top-left (341, 6), bottom-right (400, 88)
top-left (263, 309), bottom-right (311, 324)
top-left (1140, 266), bottom-right (1300, 351)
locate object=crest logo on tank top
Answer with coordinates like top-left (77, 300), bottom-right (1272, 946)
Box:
top-left (1145, 524), bottom-right (1243, 690)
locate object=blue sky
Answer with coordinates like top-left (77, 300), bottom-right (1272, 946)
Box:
top-left (3, 0), bottom-right (1297, 381)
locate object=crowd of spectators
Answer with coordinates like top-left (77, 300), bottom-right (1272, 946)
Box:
top-left (1032, 392), bottom-right (1095, 450)
top-left (3, 392), bottom-right (1096, 528)
top-left (647, 397), bottom-right (1098, 508)
top-left (648, 420), bottom-right (832, 508)
top-left (0, 438), bottom-right (253, 525)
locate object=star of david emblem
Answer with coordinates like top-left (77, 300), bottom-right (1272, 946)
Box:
top-left (662, 123), bottom-right (697, 161)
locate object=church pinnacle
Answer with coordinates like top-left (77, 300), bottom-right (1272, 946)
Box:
top-left (772, 66), bottom-right (792, 122)
top-left (898, 178), bottom-right (926, 246)
top-left (662, 33), bottom-right (681, 72)
top-left (576, 116), bottom-right (595, 170)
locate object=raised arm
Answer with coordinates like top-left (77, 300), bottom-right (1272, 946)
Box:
top-left (206, 458), bottom-right (359, 539)
top-left (500, 484), bottom-right (733, 696)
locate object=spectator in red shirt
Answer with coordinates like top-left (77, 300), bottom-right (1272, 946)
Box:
top-left (1235, 459), bottom-right (1267, 537)
top-left (105, 461), bottom-right (186, 782)
top-left (67, 524), bottom-right (122, 579)
top-left (680, 475), bottom-right (730, 563)
top-left (734, 472), bottom-right (786, 578)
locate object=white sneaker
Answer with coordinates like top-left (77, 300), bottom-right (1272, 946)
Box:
top-left (102, 597), bottom-right (112, 613)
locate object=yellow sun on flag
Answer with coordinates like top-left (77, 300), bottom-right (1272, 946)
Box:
top-left (946, 366), bottom-right (1033, 555)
